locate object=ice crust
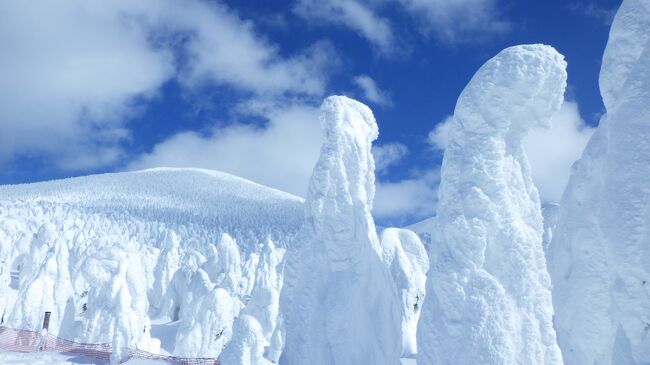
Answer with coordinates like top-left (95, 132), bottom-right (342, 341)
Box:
top-left (417, 44), bottom-right (567, 365)
top-left (279, 96), bottom-right (402, 365)
top-left (548, 0), bottom-right (650, 363)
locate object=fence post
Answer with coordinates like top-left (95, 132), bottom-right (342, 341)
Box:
top-left (39, 311), bottom-right (51, 351)
top-left (42, 312), bottom-right (51, 331)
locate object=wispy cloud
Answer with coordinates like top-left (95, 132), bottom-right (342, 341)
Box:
top-left (354, 75), bottom-right (392, 106)
top-left (399, 0), bottom-right (511, 44)
top-left (567, 2), bottom-right (618, 26)
top-left (294, 0), bottom-right (395, 53)
top-left (372, 143), bottom-right (408, 173)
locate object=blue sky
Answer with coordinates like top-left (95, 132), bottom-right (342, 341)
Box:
top-left (0, 0), bottom-right (621, 225)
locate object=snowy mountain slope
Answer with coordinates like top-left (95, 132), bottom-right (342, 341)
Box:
top-left (0, 167), bottom-right (303, 363)
top-left (0, 167), bottom-right (304, 240)
top-left (417, 44), bottom-right (567, 365)
top-left (548, 0), bottom-right (650, 363)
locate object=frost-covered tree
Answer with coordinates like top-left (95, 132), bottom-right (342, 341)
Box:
top-left (280, 95), bottom-right (402, 365)
top-left (78, 244), bottom-right (158, 364)
top-left (219, 315), bottom-right (266, 365)
top-left (150, 230), bottom-right (182, 312)
top-left (202, 233), bottom-right (242, 295)
top-left (378, 228), bottom-right (428, 357)
top-left (241, 238), bottom-right (284, 343)
top-left (8, 223), bottom-right (74, 335)
top-left (174, 270), bottom-right (235, 358)
top-left (548, 0), bottom-right (650, 363)
top-left (417, 44), bottom-right (567, 365)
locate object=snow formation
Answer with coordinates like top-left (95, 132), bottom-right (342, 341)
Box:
top-left (541, 203), bottom-right (560, 256)
top-left (77, 244), bottom-right (159, 363)
top-left (280, 95), bottom-right (402, 365)
top-left (548, 0), bottom-right (650, 363)
top-left (219, 315), bottom-right (266, 365)
top-left (379, 228), bottom-right (428, 357)
top-left (417, 44), bottom-right (567, 364)
top-left (0, 168), bottom-right (301, 363)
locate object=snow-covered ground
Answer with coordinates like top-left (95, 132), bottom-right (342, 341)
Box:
top-left (0, 351), bottom-right (418, 365)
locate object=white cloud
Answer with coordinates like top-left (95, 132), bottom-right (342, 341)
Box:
top-left (354, 75), bottom-right (391, 106)
top-left (427, 115), bottom-right (454, 150)
top-left (372, 143), bottom-right (408, 173)
top-left (373, 170), bottom-right (439, 224)
top-left (128, 103), bottom-right (323, 197)
top-left (523, 101), bottom-right (595, 202)
top-left (170, 0), bottom-right (331, 95)
top-left (295, 0), bottom-right (395, 52)
top-left (428, 100), bottom-right (595, 202)
top-left (398, 0), bottom-right (510, 43)
top-left (0, 1), bottom-right (174, 169)
top-left (0, 0), bottom-right (329, 171)
top-left (568, 2), bottom-right (617, 26)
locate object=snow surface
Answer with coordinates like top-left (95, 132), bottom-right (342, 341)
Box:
top-left (417, 44), bottom-right (567, 364)
top-left (548, 0), bottom-right (650, 363)
top-left (280, 95), bottom-right (402, 365)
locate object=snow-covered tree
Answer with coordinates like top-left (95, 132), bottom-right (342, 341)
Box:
top-left (417, 44), bottom-right (567, 365)
top-left (548, 0), bottom-right (650, 363)
top-left (78, 244), bottom-right (158, 364)
top-left (280, 95), bottom-right (402, 365)
top-left (219, 315), bottom-right (266, 365)
top-left (378, 228), bottom-right (428, 357)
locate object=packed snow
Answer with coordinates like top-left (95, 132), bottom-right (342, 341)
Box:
top-left (417, 44), bottom-right (567, 365)
top-left (548, 0), bottom-right (650, 363)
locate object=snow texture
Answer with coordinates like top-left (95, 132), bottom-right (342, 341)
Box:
top-left (548, 0), bottom-right (650, 363)
top-left (417, 44), bottom-right (567, 365)
top-left (280, 95), bottom-right (402, 365)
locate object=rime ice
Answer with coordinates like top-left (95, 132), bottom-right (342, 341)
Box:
top-left (280, 96), bottom-right (402, 365)
top-left (417, 44), bottom-right (567, 365)
top-left (548, 0), bottom-right (650, 363)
